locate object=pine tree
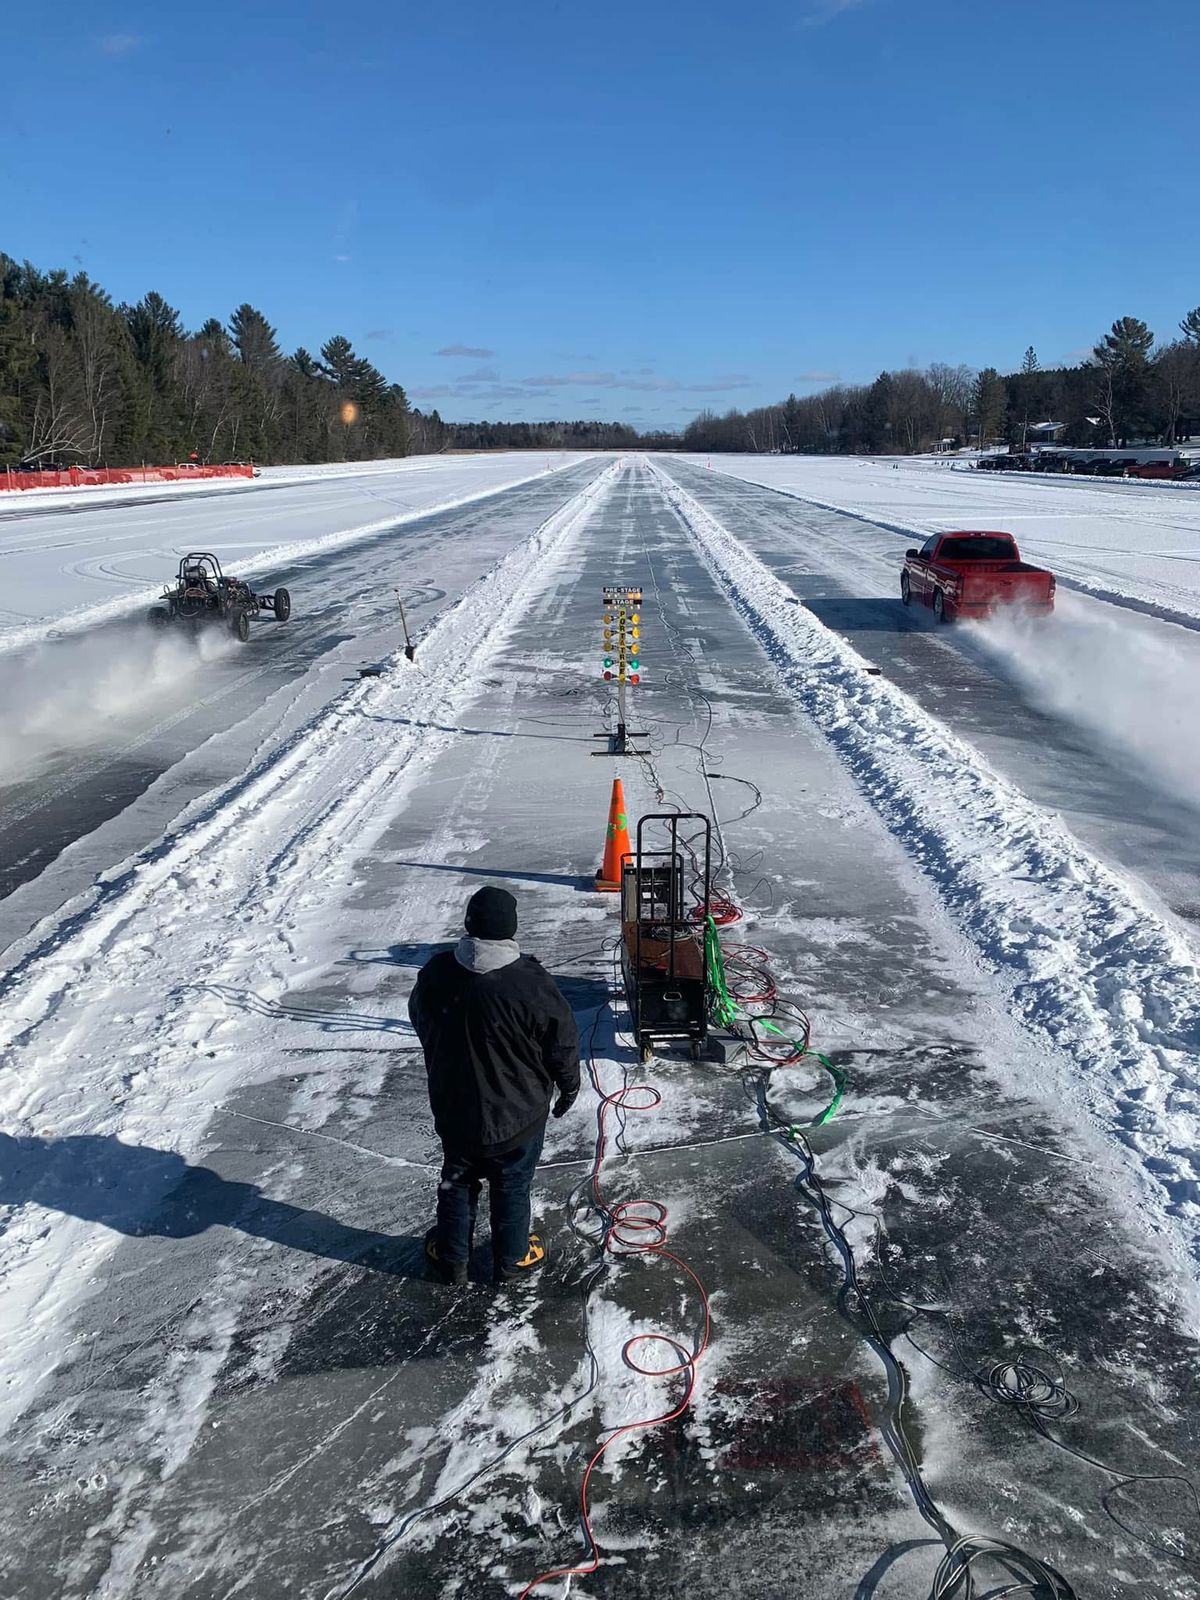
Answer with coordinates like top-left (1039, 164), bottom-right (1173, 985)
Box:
top-left (198, 318), bottom-right (232, 360)
top-left (1180, 306), bottom-right (1200, 344)
top-left (971, 368), bottom-right (1008, 447)
top-left (1093, 316), bottom-right (1153, 369)
top-left (860, 372), bottom-right (894, 451)
top-left (1092, 316), bottom-right (1154, 444)
top-left (229, 304), bottom-right (282, 372)
top-left (0, 294), bottom-right (35, 463)
top-left (1022, 346), bottom-right (1039, 373)
top-left (124, 292), bottom-right (183, 390)
top-left (318, 335), bottom-right (358, 388)
top-left (781, 392), bottom-right (801, 451)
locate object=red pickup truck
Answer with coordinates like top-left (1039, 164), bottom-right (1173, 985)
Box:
top-left (901, 531), bottom-right (1055, 623)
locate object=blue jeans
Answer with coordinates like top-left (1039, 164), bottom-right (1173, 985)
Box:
top-left (435, 1126), bottom-right (546, 1271)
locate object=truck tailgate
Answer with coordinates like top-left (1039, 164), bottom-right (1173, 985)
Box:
top-left (958, 562), bottom-right (1053, 604)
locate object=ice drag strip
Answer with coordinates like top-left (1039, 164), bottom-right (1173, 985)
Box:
top-left (0, 460), bottom-right (621, 1435)
top-left (649, 460), bottom-right (1200, 1268)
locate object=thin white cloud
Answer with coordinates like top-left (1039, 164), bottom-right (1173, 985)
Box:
top-left (524, 370), bottom-right (752, 394)
top-left (436, 343), bottom-right (495, 359)
top-left (456, 366), bottom-right (500, 383)
top-left (100, 32), bottom-right (141, 55)
top-left (521, 371), bottom-right (616, 387)
top-left (801, 0), bottom-right (868, 24)
top-left (410, 382), bottom-right (544, 402)
top-left (797, 369), bottom-right (839, 383)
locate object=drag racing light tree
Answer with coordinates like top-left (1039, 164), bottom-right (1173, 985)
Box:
top-left (598, 584), bottom-right (644, 756)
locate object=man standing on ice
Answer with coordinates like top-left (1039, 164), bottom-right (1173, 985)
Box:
top-left (408, 886), bottom-right (580, 1287)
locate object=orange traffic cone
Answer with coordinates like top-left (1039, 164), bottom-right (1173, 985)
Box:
top-left (595, 778), bottom-right (631, 893)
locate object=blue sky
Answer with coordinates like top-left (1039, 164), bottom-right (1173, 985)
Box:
top-left (4, 0), bottom-right (1198, 428)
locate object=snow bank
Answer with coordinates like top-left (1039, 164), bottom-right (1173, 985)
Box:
top-left (651, 460), bottom-right (1200, 1265)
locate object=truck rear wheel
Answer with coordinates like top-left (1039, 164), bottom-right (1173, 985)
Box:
top-left (933, 589), bottom-right (951, 625)
top-left (233, 610), bottom-right (251, 642)
top-left (273, 586), bottom-right (291, 622)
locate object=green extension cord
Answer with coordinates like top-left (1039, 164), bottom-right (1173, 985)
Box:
top-left (704, 914), bottom-right (845, 1127)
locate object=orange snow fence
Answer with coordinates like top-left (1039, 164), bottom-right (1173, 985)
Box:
top-left (0, 463), bottom-right (256, 493)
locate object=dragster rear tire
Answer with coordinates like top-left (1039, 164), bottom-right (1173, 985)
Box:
top-left (233, 610), bottom-right (251, 642)
top-left (147, 606), bottom-right (169, 627)
top-left (273, 587), bottom-right (291, 622)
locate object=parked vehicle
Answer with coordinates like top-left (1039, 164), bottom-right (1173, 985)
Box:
top-left (1126, 459), bottom-right (1193, 480)
top-left (147, 552), bottom-right (291, 642)
top-left (901, 531), bottom-right (1055, 624)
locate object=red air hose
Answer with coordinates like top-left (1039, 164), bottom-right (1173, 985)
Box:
top-left (519, 1081), bottom-right (711, 1598)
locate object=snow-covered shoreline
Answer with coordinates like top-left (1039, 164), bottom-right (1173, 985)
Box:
top-left (676, 453), bottom-right (1200, 626)
top-left (0, 453), bottom-right (594, 653)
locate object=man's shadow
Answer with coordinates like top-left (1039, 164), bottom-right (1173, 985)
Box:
top-left (0, 1131), bottom-right (425, 1278)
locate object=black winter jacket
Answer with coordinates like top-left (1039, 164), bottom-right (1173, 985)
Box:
top-left (408, 950), bottom-right (581, 1152)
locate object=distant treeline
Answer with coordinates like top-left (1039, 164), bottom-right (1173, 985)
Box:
top-left (4, 253), bottom-right (1197, 465)
top-left (680, 310), bottom-right (1200, 456)
top-left (0, 254), bottom-right (663, 467)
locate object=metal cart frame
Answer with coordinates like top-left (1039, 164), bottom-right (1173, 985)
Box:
top-left (620, 812), bottom-right (712, 1062)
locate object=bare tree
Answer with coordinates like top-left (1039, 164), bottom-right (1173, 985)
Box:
top-left (70, 285), bottom-right (123, 462)
top-left (1152, 342), bottom-right (1198, 445)
top-left (1092, 362), bottom-right (1118, 447)
top-left (927, 362), bottom-right (975, 443)
top-left (27, 326), bottom-right (90, 461)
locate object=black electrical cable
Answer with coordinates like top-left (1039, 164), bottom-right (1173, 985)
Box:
top-left (635, 463), bottom-right (1080, 1598)
top-left (750, 1076), bottom-right (1078, 1599)
top-left (907, 1317), bottom-right (1200, 1571)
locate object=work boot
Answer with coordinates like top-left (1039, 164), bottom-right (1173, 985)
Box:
top-left (494, 1234), bottom-right (547, 1287)
top-left (425, 1227), bottom-right (468, 1286)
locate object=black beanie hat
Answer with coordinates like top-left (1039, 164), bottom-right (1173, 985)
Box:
top-left (464, 886), bottom-right (518, 940)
